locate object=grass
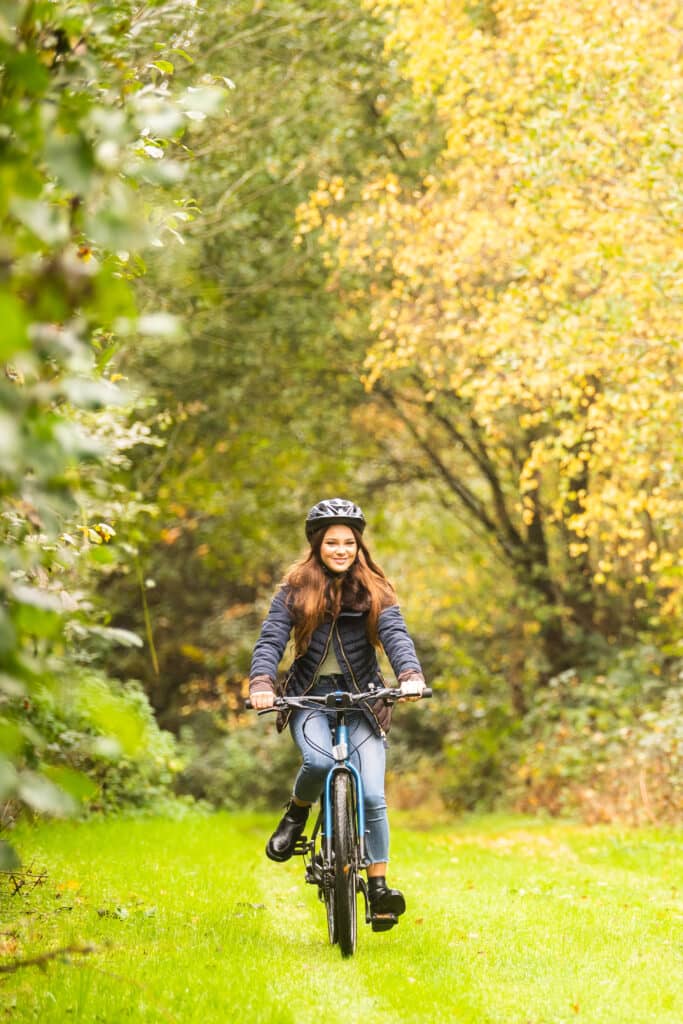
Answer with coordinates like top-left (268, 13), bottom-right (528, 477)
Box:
top-left (1, 811), bottom-right (682, 1023)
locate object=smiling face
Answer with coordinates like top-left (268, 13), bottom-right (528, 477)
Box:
top-left (319, 524), bottom-right (358, 573)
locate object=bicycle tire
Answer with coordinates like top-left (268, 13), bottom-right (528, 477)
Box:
top-left (323, 844), bottom-right (337, 945)
top-left (333, 771), bottom-right (358, 957)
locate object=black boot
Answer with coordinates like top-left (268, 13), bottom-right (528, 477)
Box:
top-left (368, 876), bottom-right (406, 932)
top-left (266, 800), bottom-right (310, 862)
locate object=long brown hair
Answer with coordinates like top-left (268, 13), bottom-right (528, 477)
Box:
top-left (282, 527), bottom-right (396, 656)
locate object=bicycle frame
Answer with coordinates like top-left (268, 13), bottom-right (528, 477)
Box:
top-left (320, 700), bottom-right (367, 868)
top-left (247, 685), bottom-right (432, 952)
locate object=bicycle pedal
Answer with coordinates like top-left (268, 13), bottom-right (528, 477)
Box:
top-left (291, 837), bottom-right (310, 856)
top-left (371, 914), bottom-right (398, 933)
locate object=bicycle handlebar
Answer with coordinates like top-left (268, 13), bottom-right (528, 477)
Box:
top-left (245, 687), bottom-right (432, 712)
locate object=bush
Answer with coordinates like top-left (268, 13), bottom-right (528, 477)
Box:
top-left (512, 646), bottom-right (683, 822)
top-left (176, 716), bottom-right (301, 810)
top-left (10, 670), bottom-right (184, 818)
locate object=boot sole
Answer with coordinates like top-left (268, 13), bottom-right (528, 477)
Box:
top-left (371, 914), bottom-right (398, 932)
top-left (265, 841), bottom-right (293, 863)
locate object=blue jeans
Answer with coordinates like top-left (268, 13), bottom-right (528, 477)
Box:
top-left (289, 681), bottom-right (389, 865)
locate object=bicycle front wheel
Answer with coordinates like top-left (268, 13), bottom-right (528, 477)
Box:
top-left (332, 771), bottom-right (358, 957)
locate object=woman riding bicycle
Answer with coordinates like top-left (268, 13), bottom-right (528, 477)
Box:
top-left (249, 498), bottom-right (426, 931)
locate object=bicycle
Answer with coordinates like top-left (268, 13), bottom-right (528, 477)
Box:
top-left (247, 686), bottom-right (432, 957)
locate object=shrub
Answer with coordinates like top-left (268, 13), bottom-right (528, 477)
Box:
top-left (9, 670), bottom-right (184, 818)
top-left (512, 646), bottom-right (683, 822)
top-left (176, 717), bottom-right (300, 810)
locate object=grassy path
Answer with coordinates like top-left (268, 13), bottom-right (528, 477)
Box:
top-left (2, 812), bottom-right (682, 1023)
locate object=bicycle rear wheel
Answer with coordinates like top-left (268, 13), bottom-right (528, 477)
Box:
top-left (332, 771), bottom-right (358, 957)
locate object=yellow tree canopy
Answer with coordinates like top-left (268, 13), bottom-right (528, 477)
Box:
top-left (298, 0), bottom-right (683, 654)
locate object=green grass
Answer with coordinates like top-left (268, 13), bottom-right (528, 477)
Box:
top-left (2, 811), bottom-right (682, 1023)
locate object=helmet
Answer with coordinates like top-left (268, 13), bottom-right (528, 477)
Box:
top-left (305, 498), bottom-right (366, 542)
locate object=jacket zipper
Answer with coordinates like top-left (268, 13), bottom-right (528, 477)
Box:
top-left (334, 622), bottom-right (359, 692)
top-left (335, 623), bottom-right (385, 737)
top-left (301, 619), bottom-right (335, 696)
top-left (279, 621), bottom-right (336, 731)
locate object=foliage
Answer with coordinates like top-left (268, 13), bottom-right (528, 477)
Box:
top-left (299, 0), bottom-right (683, 685)
top-left (0, 0), bottom-right (226, 843)
top-left (513, 646), bottom-right (683, 822)
top-left (3, 0), bottom-right (682, 827)
top-left (101, 0), bottom-right (442, 723)
top-left (176, 717), bottom-right (300, 810)
top-left (9, 671), bottom-right (183, 817)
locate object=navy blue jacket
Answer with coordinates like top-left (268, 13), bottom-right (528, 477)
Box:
top-left (249, 585), bottom-right (423, 735)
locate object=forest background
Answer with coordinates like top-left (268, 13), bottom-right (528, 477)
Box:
top-left (1, 0), bottom-right (682, 861)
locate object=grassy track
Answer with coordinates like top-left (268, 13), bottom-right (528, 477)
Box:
top-left (2, 812), bottom-right (682, 1023)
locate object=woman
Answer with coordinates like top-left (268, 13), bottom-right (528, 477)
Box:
top-left (249, 497), bottom-right (426, 932)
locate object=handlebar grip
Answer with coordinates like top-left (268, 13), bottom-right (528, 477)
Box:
top-left (245, 698), bottom-right (253, 710)
top-left (422, 687), bottom-right (433, 699)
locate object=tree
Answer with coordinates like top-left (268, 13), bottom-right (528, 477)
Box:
top-left (101, 0), bottom-right (442, 724)
top-left (298, 0), bottom-right (683, 696)
top-left (0, 0), bottom-right (225, 849)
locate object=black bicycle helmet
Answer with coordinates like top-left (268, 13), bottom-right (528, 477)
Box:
top-left (305, 498), bottom-right (366, 541)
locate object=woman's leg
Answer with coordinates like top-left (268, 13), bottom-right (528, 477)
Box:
top-left (266, 709), bottom-right (335, 861)
top-left (349, 716), bottom-right (405, 928)
top-left (289, 708), bottom-right (335, 803)
top-left (348, 716), bottom-right (389, 865)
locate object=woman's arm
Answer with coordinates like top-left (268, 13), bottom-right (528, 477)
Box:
top-left (377, 604), bottom-right (425, 684)
top-left (249, 587), bottom-right (293, 695)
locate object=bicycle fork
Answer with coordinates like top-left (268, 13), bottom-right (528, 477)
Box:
top-left (319, 710), bottom-right (371, 922)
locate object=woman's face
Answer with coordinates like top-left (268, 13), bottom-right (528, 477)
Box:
top-left (320, 525), bottom-right (358, 573)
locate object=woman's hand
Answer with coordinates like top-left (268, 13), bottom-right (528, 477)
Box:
top-left (250, 689), bottom-right (276, 709)
top-left (249, 676), bottom-right (276, 709)
top-left (398, 675), bottom-right (426, 703)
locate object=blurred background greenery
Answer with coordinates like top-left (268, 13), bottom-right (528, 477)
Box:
top-left (1, 1), bottom-right (681, 858)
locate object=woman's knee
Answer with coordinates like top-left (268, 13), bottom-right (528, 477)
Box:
top-left (300, 752), bottom-right (330, 782)
top-left (363, 789), bottom-right (387, 814)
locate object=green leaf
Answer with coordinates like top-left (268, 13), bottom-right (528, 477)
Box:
top-left (0, 756), bottom-right (18, 801)
top-left (10, 197), bottom-right (70, 245)
top-left (44, 134), bottom-right (95, 195)
top-left (149, 60), bottom-right (174, 74)
top-left (0, 292), bottom-right (29, 358)
top-left (168, 47), bottom-right (194, 64)
top-left (42, 764), bottom-right (99, 803)
top-left (17, 769), bottom-right (76, 816)
top-left (0, 0), bottom-right (22, 35)
top-left (2, 47), bottom-right (49, 94)
top-left (78, 683), bottom-right (147, 756)
top-left (10, 586), bottom-right (63, 639)
top-left (0, 719), bottom-right (24, 758)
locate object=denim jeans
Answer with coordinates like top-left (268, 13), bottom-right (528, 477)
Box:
top-left (289, 679), bottom-right (389, 864)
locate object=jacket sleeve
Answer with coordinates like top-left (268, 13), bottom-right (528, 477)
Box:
top-left (249, 587), bottom-right (293, 690)
top-left (377, 604), bottom-right (424, 682)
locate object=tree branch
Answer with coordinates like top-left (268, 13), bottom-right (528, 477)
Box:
top-left (375, 384), bottom-right (512, 551)
top-left (0, 943), bottom-right (99, 975)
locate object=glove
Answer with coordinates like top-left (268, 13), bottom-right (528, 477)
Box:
top-left (398, 672), bottom-right (426, 701)
top-left (249, 676), bottom-right (276, 709)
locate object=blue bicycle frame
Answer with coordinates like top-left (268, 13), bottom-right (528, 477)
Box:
top-left (321, 697), bottom-right (367, 866)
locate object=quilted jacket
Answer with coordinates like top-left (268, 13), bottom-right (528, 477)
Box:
top-left (249, 584), bottom-right (424, 735)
